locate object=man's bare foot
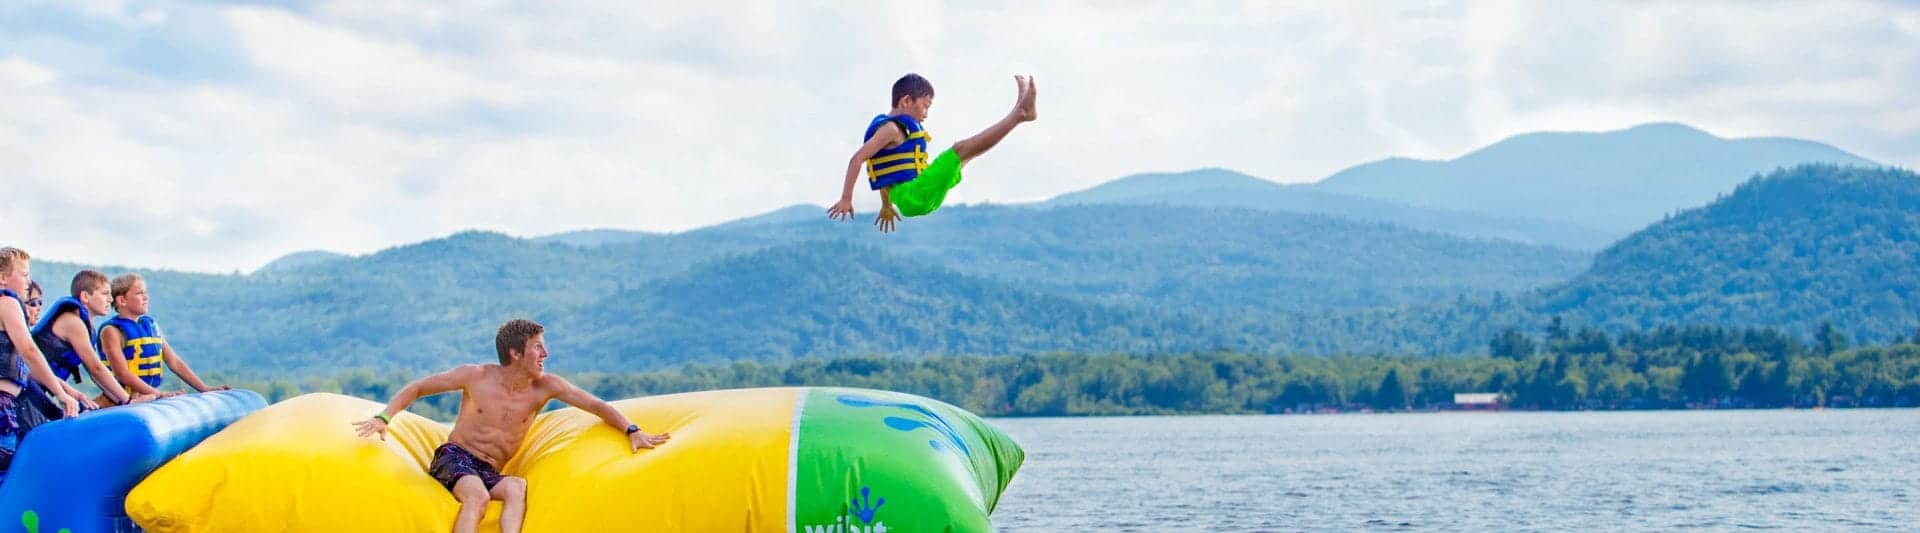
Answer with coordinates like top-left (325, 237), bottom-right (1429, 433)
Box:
top-left (1013, 75), bottom-right (1038, 122)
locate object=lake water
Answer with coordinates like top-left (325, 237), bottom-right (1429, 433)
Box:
top-left (988, 410), bottom-right (1920, 531)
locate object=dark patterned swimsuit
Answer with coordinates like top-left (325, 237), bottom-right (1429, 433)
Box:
top-left (428, 442), bottom-right (504, 490)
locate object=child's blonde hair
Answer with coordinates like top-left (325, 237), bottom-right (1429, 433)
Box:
top-left (110, 273), bottom-right (145, 311)
top-left (0, 247), bottom-right (27, 276)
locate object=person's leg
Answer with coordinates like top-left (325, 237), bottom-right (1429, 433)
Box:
top-left (491, 476), bottom-right (529, 533)
top-left (893, 149), bottom-right (962, 218)
top-left (0, 398), bottom-right (16, 476)
top-left (951, 75), bottom-right (1038, 166)
top-left (450, 475), bottom-right (489, 533)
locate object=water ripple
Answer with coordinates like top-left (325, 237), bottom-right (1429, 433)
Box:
top-left (990, 410), bottom-right (1920, 531)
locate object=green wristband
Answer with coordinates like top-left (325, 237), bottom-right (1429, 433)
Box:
top-left (373, 413), bottom-right (392, 424)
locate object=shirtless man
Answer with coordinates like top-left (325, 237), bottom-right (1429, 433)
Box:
top-left (353, 319), bottom-right (671, 533)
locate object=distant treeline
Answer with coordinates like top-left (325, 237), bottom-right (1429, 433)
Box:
top-left (208, 322), bottom-right (1920, 420)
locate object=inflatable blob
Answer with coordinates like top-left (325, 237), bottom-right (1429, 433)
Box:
top-left (0, 390), bottom-right (266, 533)
top-left (126, 392), bottom-right (474, 532)
top-left (128, 387), bottom-right (1022, 532)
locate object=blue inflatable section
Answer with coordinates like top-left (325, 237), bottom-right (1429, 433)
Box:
top-left (0, 390), bottom-right (266, 533)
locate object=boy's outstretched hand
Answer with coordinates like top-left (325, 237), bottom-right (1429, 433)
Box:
top-left (828, 198), bottom-right (856, 221)
top-left (875, 205), bottom-right (900, 233)
top-left (629, 430), bottom-right (672, 451)
top-left (352, 417), bottom-right (389, 440)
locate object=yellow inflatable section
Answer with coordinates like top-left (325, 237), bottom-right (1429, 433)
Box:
top-left (125, 393), bottom-right (468, 532)
top-left (128, 389), bottom-right (799, 532)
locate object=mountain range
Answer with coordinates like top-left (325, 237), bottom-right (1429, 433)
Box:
top-left (26, 124), bottom-right (1909, 379)
top-left (1314, 122), bottom-right (1873, 234)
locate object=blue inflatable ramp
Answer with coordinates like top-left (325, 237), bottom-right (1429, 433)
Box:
top-left (0, 390), bottom-right (267, 533)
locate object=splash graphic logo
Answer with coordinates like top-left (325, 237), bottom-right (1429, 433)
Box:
top-left (803, 486), bottom-right (890, 533)
top-left (21, 510), bottom-right (72, 533)
top-left (836, 394), bottom-right (972, 459)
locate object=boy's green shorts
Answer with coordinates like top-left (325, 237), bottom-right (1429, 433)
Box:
top-left (891, 148), bottom-right (962, 217)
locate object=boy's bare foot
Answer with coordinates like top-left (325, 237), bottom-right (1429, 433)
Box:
top-left (1013, 75), bottom-right (1038, 122)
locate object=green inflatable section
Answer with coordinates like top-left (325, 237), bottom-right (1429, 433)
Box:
top-left (791, 388), bottom-right (1024, 532)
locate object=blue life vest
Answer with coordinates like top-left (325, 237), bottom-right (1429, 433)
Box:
top-left (102, 315), bottom-right (166, 388)
top-left (30, 297), bottom-right (94, 383)
top-left (864, 114), bottom-right (932, 190)
top-left (0, 289), bottom-right (28, 386)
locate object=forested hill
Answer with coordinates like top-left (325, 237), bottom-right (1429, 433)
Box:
top-left (29, 204), bottom-right (1585, 378)
top-left (24, 161), bottom-right (1909, 379)
top-left (1042, 168), bottom-right (1616, 249)
top-left (558, 240), bottom-right (1245, 367)
top-left (1539, 164), bottom-right (1920, 342)
top-left (700, 204), bottom-right (1588, 314)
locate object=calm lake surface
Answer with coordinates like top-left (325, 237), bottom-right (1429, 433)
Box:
top-left (989, 409), bottom-right (1920, 531)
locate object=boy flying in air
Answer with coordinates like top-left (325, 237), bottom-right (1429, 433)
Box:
top-left (830, 73), bottom-right (1038, 232)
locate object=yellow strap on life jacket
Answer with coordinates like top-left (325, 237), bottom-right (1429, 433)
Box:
top-left (870, 160), bottom-right (928, 177)
top-left (869, 165), bottom-right (912, 178)
top-left (125, 335), bottom-right (165, 376)
top-left (868, 152), bottom-right (922, 166)
top-left (868, 151), bottom-right (929, 180)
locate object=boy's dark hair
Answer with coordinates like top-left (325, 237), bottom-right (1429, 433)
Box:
top-left (25, 280), bottom-right (40, 298)
top-left (495, 319), bottom-right (545, 365)
top-left (891, 73), bottom-right (935, 107)
top-left (71, 270), bottom-right (109, 297)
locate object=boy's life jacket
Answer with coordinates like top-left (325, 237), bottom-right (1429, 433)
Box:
top-left (102, 315), bottom-right (167, 388)
top-left (0, 289), bottom-right (26, 386)
top-left (865, 114), bottom-right (932, 190)
top-left (30, 296), bottom-right (95, 383)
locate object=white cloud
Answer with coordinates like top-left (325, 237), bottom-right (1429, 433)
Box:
top-left (0, 55), bottom-right (57, 86)
top-left (224, 7), bottom-right (520, 117)
top-left (0, 0), bottom-right (1914, 273)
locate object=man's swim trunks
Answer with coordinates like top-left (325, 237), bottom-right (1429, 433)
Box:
top-left (892, 148), bottom-right (963, 217)
top-left (429, 442), bottom-right (505, 490)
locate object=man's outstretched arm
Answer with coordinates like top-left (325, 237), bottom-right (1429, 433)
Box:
top-left (549, 375), bottom-right (670, 451)
top-left (353, 365), bottom-right (479, 439)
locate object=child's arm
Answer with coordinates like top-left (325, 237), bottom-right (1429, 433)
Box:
top-left (98, 326), bottom-right (164, 397)
top-left (58, 381), bottom-right (97, 410)
top-left (159, 341), bottom-right (226, 392)
top-left (547, 375), bottom-right (670, 452)
top-left (0, 300), bottom-right (76, 417)
top-left (57, 315), bottom-right (134, 405)
top-left (829, 125), bottom-right (907, 221)
top-left (353, 365), bottom-right (480, 440)
top-left (876, 186), bottom-right (899, 233)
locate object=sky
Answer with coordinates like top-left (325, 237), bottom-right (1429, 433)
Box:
top-left (2, 1), bottom-right (1917, 273)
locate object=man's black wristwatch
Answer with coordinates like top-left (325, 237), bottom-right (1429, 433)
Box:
top-left (626, 424), bottom-right (641, 435)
